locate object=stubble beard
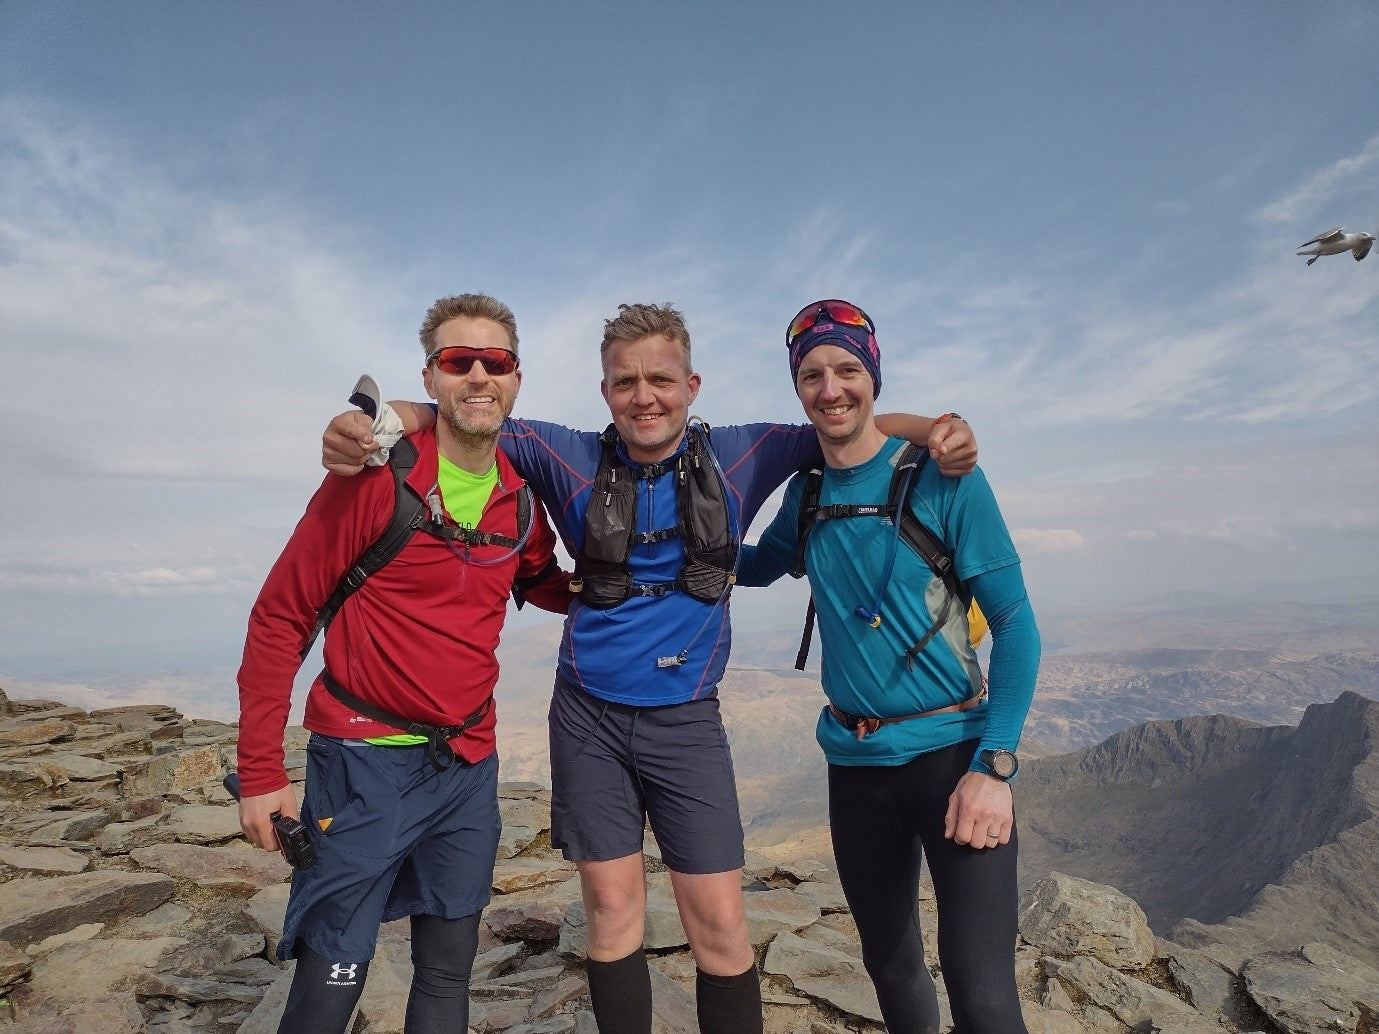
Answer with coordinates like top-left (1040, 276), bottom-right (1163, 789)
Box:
top-left (438, 396), bottom-right (508, 451)
top-left (622, 415), bottom-right (686, 461)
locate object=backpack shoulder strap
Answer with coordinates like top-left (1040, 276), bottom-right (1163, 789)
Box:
top-left (889, 443), bottom-right (965, 600)
top-left (509, 483), bottom-right (554, 610)
top-left (515, 481), bottom-right (532, 540)
top-left (791, 466), bottom-right (825, 669)
top-left (793, 466), bottom-right (825, 579)
top-left (299, 438), bottom-right (426, 659)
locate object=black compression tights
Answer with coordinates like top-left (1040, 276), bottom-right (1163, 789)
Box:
top-left (406, 913), bottom-right (482, 1031)
top-left (828, 743), bottom-right (1029, 1034)
top-left (277, 912), bottom-right (481, 1034)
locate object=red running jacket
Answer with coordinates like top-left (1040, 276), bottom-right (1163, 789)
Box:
top-left (236, 427), bottom-right (568, 796)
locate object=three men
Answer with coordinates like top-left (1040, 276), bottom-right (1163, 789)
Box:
top-left (737, 299), bottom-right (1040, 1033)
top-left (322, 301), bottom-right (976, 1034)
top-left (237, 294), bottom-right (569, 1033)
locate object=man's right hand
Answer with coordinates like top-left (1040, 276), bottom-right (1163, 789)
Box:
top-left (323, 410), bottom-right (379, 475)
top-left (239, 785), bottom-right (301, 855)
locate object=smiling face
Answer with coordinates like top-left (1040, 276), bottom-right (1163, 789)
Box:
top-left (423, 316), bottom-right (521, 443)
top-left (794, 343), bottom-right (877, 447)
top-left (600, 332), bottom-right (701, 464)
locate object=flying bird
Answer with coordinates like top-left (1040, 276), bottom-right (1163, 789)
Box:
top-left (1296, 227), bottom-right (1374, 265)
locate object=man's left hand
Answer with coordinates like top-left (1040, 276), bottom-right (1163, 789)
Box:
top-left (930, 418), bottom-right (977, 477)
top-left (943, 770), bottom-right (1013, 849)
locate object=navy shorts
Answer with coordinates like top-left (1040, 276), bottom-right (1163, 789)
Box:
top-left (548, 674), bottom-right (745, 874)
top-left (278, 735), bottom-right (501, 964)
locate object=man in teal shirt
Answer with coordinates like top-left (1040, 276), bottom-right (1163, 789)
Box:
top-left (736, 299), bottom-right (1040, 1034)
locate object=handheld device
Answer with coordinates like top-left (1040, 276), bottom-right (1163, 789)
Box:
top-left (222, 772), bottom-right (318, 870)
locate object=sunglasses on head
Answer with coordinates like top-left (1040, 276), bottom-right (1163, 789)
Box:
top-left (427, 345), bottom-right (519, 377)
top-left (786, 299), bottom-right (875, 346)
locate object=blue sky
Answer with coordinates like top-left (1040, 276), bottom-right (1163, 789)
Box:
top-left (3, 2), bottom-right (1378, 687)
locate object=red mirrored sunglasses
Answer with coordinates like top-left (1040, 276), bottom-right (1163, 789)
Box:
top-left (786, 299), bottom-right (875, 346)
top-left (427, 345), bottom-right (519, 377)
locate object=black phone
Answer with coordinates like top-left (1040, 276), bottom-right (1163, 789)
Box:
top-left (222, 772), bottom-right (318, 870)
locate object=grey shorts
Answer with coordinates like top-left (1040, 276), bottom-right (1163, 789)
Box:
top-left (547, 674), bottom-right (745, 874)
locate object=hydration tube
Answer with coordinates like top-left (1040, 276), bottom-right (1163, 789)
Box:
top-left (425, 481), bottom-right (533, 568)
top-left (656, 418), bottom-right (740, 668)
top-left (853, 454), bottom-right (919, 629)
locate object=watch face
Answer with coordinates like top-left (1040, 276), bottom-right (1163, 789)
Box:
top-left (986, 750), bottom-right (1018, 778)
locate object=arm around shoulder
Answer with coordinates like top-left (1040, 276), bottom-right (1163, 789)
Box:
top-left (875, 412), bottom-right (977, 477)
top-left (323, 400), bottom-right (437, 475)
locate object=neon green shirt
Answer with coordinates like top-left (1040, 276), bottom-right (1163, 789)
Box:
top-left (365, 455), bottom-right (498, 746)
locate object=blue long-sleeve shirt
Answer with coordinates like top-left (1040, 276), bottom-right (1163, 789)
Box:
top-left (737, 437), bottom-right (1040, 768)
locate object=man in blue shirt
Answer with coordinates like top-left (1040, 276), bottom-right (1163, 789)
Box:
top-left (736, 299), bottom-right (1040, 1034)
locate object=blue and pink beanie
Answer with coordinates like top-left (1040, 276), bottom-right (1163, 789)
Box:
top-left (785, 301), bottom-right (883, 398)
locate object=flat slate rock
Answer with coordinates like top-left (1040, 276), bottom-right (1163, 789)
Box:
top-left (1242, 941), bottom-right (1379, 1034)
top-left (763, 930), bottom-right (881, 1024)
top-left (131, 842), bottom-right (290, 894)
top-left (0, 869), bottom-right (175, 945)
top-left (0, 844), bottom-right (90, 874)
top-left (1044, 954), bottom-right (1206, 1030)
top-left (25, 934), bottom-right (187, 1002)
top-left (0, 717), bottom-right (77, 747)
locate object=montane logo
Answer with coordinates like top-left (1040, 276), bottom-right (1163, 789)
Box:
top-left (328, 963), bottom-right (359, 984)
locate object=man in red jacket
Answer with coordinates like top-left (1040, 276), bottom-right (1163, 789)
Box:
top-left (236, 293), bottom-right (568, 1034)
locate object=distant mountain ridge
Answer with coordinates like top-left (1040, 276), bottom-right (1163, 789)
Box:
top-left (1017, 690), bottom-right (1379, 968)
top-left (1029, 648), bottom-right (1379, 750)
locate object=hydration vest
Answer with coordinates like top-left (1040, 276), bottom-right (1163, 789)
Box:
top-left (792, 442), bottom-right (986, 678)
top-left (570, 423), bottom-right (736, 610)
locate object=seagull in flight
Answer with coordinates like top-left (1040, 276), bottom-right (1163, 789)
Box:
top-left (1296, 227), bottom-right (1374, 265)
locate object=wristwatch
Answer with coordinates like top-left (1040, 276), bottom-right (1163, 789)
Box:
top-left (978, 748), bottom-right (1019, 780)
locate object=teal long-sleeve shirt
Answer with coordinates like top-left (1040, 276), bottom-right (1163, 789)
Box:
top-left (737, 437), bottom-right (1040, 770)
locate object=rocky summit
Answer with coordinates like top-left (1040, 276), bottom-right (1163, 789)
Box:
top-left (2, 684), bottom-right (1377, 1033)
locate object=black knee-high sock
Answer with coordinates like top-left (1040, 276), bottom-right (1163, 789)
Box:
top-left (586, 948), bottom-right (652, 1034)
top-left (695, 966), bottom-right (763, 1034)
top-left (278, 940), bottom-right (370, 1034)
top-left (406, 912), bottom-right (482, 1032)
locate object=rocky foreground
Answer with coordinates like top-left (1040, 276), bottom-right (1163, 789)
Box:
top-left (2, 689), bottom-right (1378, 1034)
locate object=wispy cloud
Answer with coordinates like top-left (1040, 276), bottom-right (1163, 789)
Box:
top-left (0, 98), bottom-right (413, 482)
top-left (1013, 528), bottom-right (1085, 553)
top-left (1253, 134), bottom-right (1379, 227)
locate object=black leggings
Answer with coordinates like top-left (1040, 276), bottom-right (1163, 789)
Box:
top-left (828, 742), bottom-right (1027, 1034)
top-left (278, 912), bottom-right (482, 1034)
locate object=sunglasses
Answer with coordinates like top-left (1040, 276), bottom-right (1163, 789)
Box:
top-left (786, 299), bottom-right (875, 346)
top-left (427, 345), bottom-right (519, 377)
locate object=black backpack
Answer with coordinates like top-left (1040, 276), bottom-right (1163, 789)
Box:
top-left (791, 441), bottom-right (983, 670)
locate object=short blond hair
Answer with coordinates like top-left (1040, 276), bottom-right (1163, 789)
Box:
top-left (599, 303), bottom-right (691, 373)
top-left (419, 294), bottom-right (519, 355)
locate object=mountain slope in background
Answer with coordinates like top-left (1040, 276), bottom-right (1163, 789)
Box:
top-left (1016, 690), bottom-right (1379, 968)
